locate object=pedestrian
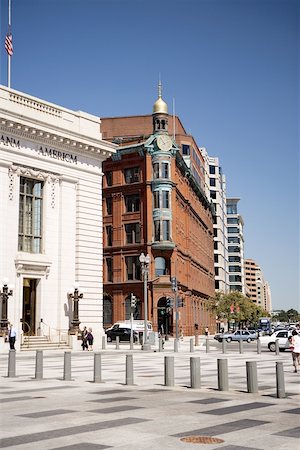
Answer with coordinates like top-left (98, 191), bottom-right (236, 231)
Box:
top-left (289, 329), bottom-right (300, 373)
top-left (205, 326), bottom-right (209, 337)
top-left (8, 323), bottom-right (17, 350)
top-left (81, 326), bottom-right (88, 350)
top-left (86, 328), bottom-right (94, 351)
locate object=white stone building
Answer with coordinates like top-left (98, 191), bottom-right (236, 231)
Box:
top-left (0, 86), bottom-right (116, 350)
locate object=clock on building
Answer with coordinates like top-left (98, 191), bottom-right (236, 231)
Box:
top-left (156, 134), bottom-right (172, 151)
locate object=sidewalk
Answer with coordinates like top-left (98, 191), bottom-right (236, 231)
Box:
top-left (0, 336), bottom-right (299, 449)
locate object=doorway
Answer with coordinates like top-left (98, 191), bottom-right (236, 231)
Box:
top-left (22, 278), bottom-right (37, 335)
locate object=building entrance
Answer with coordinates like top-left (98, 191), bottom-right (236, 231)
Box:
top-left (22, 278), bottom-right (37, 335)
top-left (157, 296), bottom-right (173, 336)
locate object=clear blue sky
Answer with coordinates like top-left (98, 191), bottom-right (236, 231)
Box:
top-left (1, 0), bottom-right (299, 310)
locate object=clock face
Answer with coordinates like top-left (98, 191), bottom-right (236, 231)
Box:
top-left (157, 135), bottom-right (172, 151)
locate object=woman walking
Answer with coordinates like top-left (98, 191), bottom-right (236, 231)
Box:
top-left (86, 328), bottom-right (94, 351)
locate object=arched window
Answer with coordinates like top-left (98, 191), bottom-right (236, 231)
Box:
top-left (103, 294), bottom-right (113, 327)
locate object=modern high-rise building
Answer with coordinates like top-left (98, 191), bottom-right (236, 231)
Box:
top-left (226, 198), bottom-right (245, 294)
top-left (101, 85), bottom-right (215, 336)
top-left (201, 149), bottom-right (229, 293)
top-left (245, 259), bottom-right (272, 312)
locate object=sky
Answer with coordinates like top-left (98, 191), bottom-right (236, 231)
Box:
top-left (0, 0), bottom-right (299, 310)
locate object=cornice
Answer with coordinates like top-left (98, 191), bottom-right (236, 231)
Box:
top-left (0, 115), bottom-right (117, 159)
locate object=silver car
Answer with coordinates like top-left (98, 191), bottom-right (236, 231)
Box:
top-left (214, 329), bottom-right (257, 343)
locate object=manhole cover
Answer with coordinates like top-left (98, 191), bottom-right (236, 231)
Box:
top-left (180, 436), bottom-right (224, 444)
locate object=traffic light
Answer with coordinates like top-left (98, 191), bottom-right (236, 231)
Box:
top-left (166, 297), bottom-right (173, 308)
top-left (171, 276), bottom-right (177, 292)
top-left (131, 293), bottom-right (137, 308)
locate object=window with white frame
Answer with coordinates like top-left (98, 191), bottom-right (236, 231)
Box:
top-left (18, 177), bottom-right (43, 253)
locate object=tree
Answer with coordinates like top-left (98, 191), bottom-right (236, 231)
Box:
top-left (212, 291), bottom-right (267, 328)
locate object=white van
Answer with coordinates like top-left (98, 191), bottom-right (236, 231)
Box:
top-left (106, 320), bottom-right (153, 333)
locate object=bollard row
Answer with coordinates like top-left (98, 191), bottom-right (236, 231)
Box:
top-left (6, 350), bottom-right (287, 398)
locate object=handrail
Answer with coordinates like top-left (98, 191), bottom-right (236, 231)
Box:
top-left (39, 320), bottom-right (70, 345)
top-left (21, 321), bottom-right (31, 348)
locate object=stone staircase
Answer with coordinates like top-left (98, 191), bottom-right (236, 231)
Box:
top-left (21, 335), bottom-right (71, 351)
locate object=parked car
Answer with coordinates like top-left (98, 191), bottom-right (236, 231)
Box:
top-left (105, 327), bottom-right (138, 343)
top-left (259, 329), bottom-right (291, 352)
top-left (214, 330), bottom-right (257, 343)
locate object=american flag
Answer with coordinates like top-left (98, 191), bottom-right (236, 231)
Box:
top-left (5, 33), bottom-right (13, 56)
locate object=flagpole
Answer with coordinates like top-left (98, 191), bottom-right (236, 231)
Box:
top-left (8, 0), bottom-right (11, 88)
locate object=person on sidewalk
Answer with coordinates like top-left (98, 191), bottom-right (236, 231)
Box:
top-left (205, 326), bottom-right (209, 337)
top-left (8, 323), bottom-right (17, 350)
top-left (81, 326), bottom-right (88, 351)
top-left (86, 328), bottom-right (94, 351)
top-left (289, 329), bottom-right (300, 373)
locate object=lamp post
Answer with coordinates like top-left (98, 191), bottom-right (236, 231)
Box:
top-left (139, 252), bottom-right (151, 350)
top-left (68, 283), bottom-right (83, 334)
top-left (0, 279), bottom-right (13, 336)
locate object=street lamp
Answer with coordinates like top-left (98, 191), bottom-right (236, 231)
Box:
top-left (0, 279), bottom-right (13, 336)
top-left (139, 252), bottom-right (151, 350)
top-left (68, 283), bottom-right (83, 334)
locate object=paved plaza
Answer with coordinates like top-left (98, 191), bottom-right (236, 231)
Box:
top-left (0, 337), bottom-right (299, 449)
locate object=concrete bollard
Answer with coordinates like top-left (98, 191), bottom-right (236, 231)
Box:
top-left (257, 338), bottom-right (261, 354)
top-left (164, 356), bottom-right (174, 387)
top-left (239, 339), bottom-right (244, 354)
top-left (115, 336), bottom-right (120, 350)
top-left (126, 354), bottom-right (134, 385)
top-left (190, 357), bottom-right (201, 389)
top-left (222, 339), bottom-right (227, 354)
top-left (102, 336), bottom-right (106, 350)
top-left (35, 350), bottom-right (43, 380)
top-left (8, 349), bottom-right (16, 378)
top-left (246, 361), bottom-right (258, 393)
top-left (206, 338), bottom-right (210, 353)
top-left (130, 335), bottom-right (134, 350)
top-left (174, 339), bottom-right (179, 353)
top-left (275, 339), bottom-right (280, 355)
top-left (218, 358), bottom-right (229, 391)
top-left (63, 351), bottom-right (72, 381)
top-left (94, 352), bottom-right (103, 383)
top-left (159, 337), bottom-right (164, 352)
top-left (190, 338), bottom-right (194, 353)
top-left (276, 361), bottom-right (286, 398)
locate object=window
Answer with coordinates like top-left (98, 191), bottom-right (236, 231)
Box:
top-left (182, 144), bottom-right (190, 155)
top-left (125, 223), bottom-right (141, 244)
top-left (125, 194), bottom-right (140, 212)
top-left (215, 280), bottom-right (220, 290)
top-left (155, 257), bottom-right (168, 276)
top-left (125, 256), bottom-right (141, 280)
top-left (227, 204), bottom-right (237, 214)
top-left (106, 258), bottom-right (113, 282)
top-left (154, 220), bottom-right (160, 241)
top-left (228, 236), bottom-right (240, 244)
top-left (153, 162), bottom-right (159, 179)
top-left (215, 267), bottom-right (219, 276)
top-left (214, 254), bottom-right (219, 263)
top-left (106, 226), bottom-right (113, 246)
top-left (229, 256), bottom-right (241, 262)
top-left (227, 217), bottom-right (239, 224)
top-left (228, 246), bottom-right (240, 253)
top-left (161, 162), bottom-right (169, 179)
top-left (227, 227), bottom-right (239, 234)
top-left (162, 191), bottom-right (170, 208)
top-left (162, 220), bottom-right (170, 240)
top-left (229, 266), bottom-right (241, 272)
top-left (103, 295), bottom-right (113, 327)
top-left (124, 167), bottom-right (140, 184)
top-left (153, 191), bottom-right (160, 209)
top-left (209, 178), bottom-right (216, 186)
top-left (106, 197), bottom-right (112, 215)
top-left (214, 241), bottom-right (218, 250)
top-left (210, 190), bottom-right (216, 199)
top-left (229, 275), bottom-right (242, 282)
top-left (213, 228), bottom-right (218, 237)
top-left (106, 171), bottom-right (113, 186)
top-left (18, 177), bottom-right (43, 253)
top-left (209, 165), bottom-right (216, 174)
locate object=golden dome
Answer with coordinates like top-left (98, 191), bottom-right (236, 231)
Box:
top-left (153, 80), bottom-right (168, 114)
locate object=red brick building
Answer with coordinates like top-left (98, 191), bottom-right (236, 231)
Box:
top-left (101, 86), bottom-right (215, 336)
